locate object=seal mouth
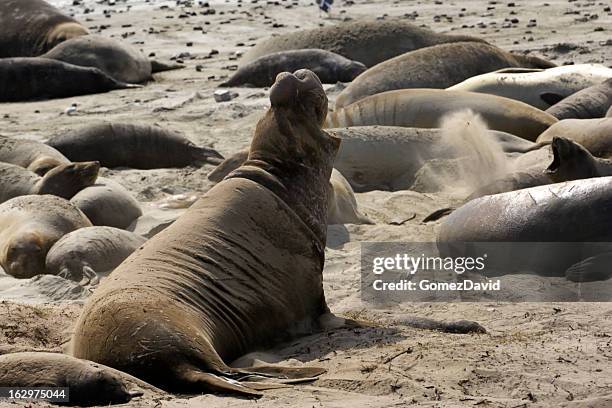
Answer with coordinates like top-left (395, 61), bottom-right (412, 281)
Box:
top-left (545, 137), bottom-right (563, 174)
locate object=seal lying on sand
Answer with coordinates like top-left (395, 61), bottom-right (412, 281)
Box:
top-left (221, 49), bottom-right (366, 87)
top-left (47, 123), bottom-right (223, 169)
top-left (0, 0), bottom-right (87, 58)
top-left (335, 42), bottom-right (555, 108)
top-left (448, 64), bottom-right (612, 110)
top-left (546, 78), bottom-right (612, 120)
top-left (438, 176), bottom-right (612, 282)
top-left (536, 118), bottom-right (612, 158)
top-left (0, 195), bottom-right (92, 279)
top-left (327, 90), bottom-right (558, 142)
top-left (45, 226), bottom-right (146, 285)
top-left (0, 161), bottom-right (99, 204)
top-left (71, 70), bottom-right (340, 395)
top-left (241, 20), bottom-right (488, 68)
top-left (41, 35), bottom-right (184, 84)
top-left (328, 169), bottom-right (372, 225)
top-left (0, 136), bottom-right (69, 175)
top-left (0, 58), bottom-right (138, 102)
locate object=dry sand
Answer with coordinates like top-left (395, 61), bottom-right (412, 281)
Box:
top-left (1, 0), bottom-right (612, 406)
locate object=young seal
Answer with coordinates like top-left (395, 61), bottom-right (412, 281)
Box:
top-left (546, 78), bottom-right (612, 120)
top-left (0, 352), bottom-right (153, 406)
top-left (0, 58), bottom-right (139, 102)
top-left (0, 136), bottom-right (69, 175)
top-left (536, 118), bottom-right (612, 158)
top-left (335, 42), bottom-right (555, 108)
top-left (449, 64), bottom-right (612, 110)
top-left (0, 0), bottom-right (88, 58)
top-left (45, 226), bottom-right (146, 285)
top-left (241, 20), bottom-right (488, 68)
top-left (41, 35), bottom-right (184, 84)
top-left (0, 161), bottom-right (100, 204)
top-left (71, 70), bottom-right (340, 395)
top-left (221, 49), bottom-right (366, 87)
top-left (326, 89), bottom-right (558, 142)
top-left (327, 169), bottom-right (372, 225)
top-left (47, 123), bottom-right (223, 169)
top-left (0, 195), bottom-right (92, 279)
top-left (70, 178), bottom-right (142, 230)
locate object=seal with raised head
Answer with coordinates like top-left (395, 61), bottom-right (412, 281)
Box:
top-left (0, 58), bottom-right (139, 102)
top-left (47, 123), bottom-right (223, 169)
top-left (536, 118), bottom-right (612, 158)
top-left (70, 69), bottom-right (340, 395)
top-left (241, 20), bottom-right (488, 68)
top-left (335, 42), bottom-right (556, 108)
top-left (221, 49), bottom-right (366, 87)
top-left (0, 195), bottom-right (92, 279)
top-left (0, 161), bottom-right (100, 204)
top-left (327, 89), bottom-right (558, 142)
top-left (0, 136), bottom-right (69, 175)
top-left (0, 0), bottom-right (87, 58)
top-left (546, 78), bottom-right (612, 120)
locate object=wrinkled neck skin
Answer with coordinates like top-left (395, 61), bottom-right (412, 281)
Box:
top-left (228, 105), bottom-right (338, 247)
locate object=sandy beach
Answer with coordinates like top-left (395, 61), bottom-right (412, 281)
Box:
top-left (1, 0), bottom-right (612, 406)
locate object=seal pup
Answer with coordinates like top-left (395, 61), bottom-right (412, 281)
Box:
top-left (241, 20), bottom-right (488, 68)
top-left (70, 178), bottom-right (142, 230)
top-left (546, 78), bottom-right (612, 120)
top-left (335, 42), bottom-right (555, 108)
top-left (0, 58), bottom-right (139, 102)
top-left (0, 161), bottom-right (100, 204)
top-left (41, 35), bottom-right (184, 84)
top-left (47, 123), bottom-right (223, 169)
top-left (327, 169), bottom-right (372, 224)
top-left (327, 89), bottom-right (558, 142)
top-left (0, 136), bottom-right (69, 175)
top-left (45, 226), bottom-right (146, 285)
top-left (536, 118), bottom-right (612, 158)
top-left (0, 195), bottom-right (92, 279)
top-left (0, 0), bottom-right (87, 58)
top-left (71, 69), bottom-right (340, 395)
top-left (449, 64), bottom-right (612, 110)
top-left (221, 49), bottom-right (366, 87)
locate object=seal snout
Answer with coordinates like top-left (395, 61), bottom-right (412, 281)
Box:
top-left (269, 69), bottom-right (323, 107)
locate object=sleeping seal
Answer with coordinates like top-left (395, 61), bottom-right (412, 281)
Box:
top-left (335, 42), bottom-right (555, 108)
top-left (70, 69), bottom-right (340, 395)
top-left (0, 0), bottom-right (87, 58)
top-left (536, 118), bottom-right (612, 158)
top-left (0, 136), bottom-right (69, 175)
top-left (546, 78), bottom-right (612, 120)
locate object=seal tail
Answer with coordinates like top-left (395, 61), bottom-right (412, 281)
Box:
top-left (150, 60), bottom-right (185, 73)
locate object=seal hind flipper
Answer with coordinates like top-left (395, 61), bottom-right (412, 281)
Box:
top-left (234, 365), bottom-right (327, 380)
top-left (565, 252), bottom-right (612, 282)
top-left (179, 369), bottom-right (263, 397)
top-left (423, 207), bottom-right (455, 223)
top-left (150, 60), bottom-right (185, 73)
top-left (192, 146), bottom-right (225, 166)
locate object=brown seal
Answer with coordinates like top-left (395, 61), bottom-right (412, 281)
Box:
top-left (70, 70), bottom-right (341, 396)
top-left (0, 136), bottom-right (69, 175)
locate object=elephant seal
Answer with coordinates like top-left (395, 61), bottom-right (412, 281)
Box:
top-left (608, 105), bottom-right (612, 118)
top-left (222, 49), bottom-right (366, 87)
top-left (0, 0), bottom-right (87, 58)
top-left (327, 89), bottom-right (558, 142)
top-left (41, 35), bottom-right (184, 84)
top-left (0, 58), bottom-right (139, 102)
top-left (536, 118), bottom-right (612, 158)
top-left (0, 352), bottom-right (155, 406)
top-left (0, 195), bottom-right (92, 279)
top-left (70, 178), bottom-right (142, 230)
top-left (47, 123), bottom-right (223, 169)
top-left (546, 78), bottom-right (612, 120)
top-left (241, 20), bottom-right (488, 68)
top-left (335, 42), bottom-right (555, 108)
top-left (0, 161), bottom-right (100, 204)
top-left (71, 70), bottom-right (338, 395)
top-left (45, 226), bottom-right (146, 285)
top-left (0, 136), bottom-right (69, 175)
top-left (438, 176), bottom-right (612, 282)
top-left (328, 169), bottom-right (371, 224)
top-left (449, 64), bottom-right (612, 110)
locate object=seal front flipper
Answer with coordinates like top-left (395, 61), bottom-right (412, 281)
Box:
top-left (565, 252), bottom-right (612, 282)
top-left (234, 365), bottom-right (327, 380)
top-left (179, 369), bottom-right (263, 397)
top-left (540, 92), bottom-right (566, 107)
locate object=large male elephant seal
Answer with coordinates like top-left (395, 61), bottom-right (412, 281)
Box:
top-left (0, 58), bottom-right (138, 102)
top-left (0, 136), bottom-right (69, 175)
top-left (0, 0), bottom-right (87, 58)
top-left (0, 195), bottom-right (92, 279)
top-left (241, 20), bottom-right (487, 68)
top-left (221, 49), bottom-right (366, 87)
top-left (438, 176), bottom-right (612, 282)
top-left (327, 90), bottom-right (558, 142)
top-left (71, 70), bottom-right (339, 395)
top-left (536, 118), bottom-right (612, 158)
top-left (41, 35), bottom-right (184, 84)
top-left (449, 64), bottom-right (612, 110)
top-left (0, 161), bottom-right (99, 204)
top-left (546, 78), bottom-right (612, 120)
top-left (335, 42), bottom-right (555, 108)
top-left (47, 123), bottom-right (223, 169)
